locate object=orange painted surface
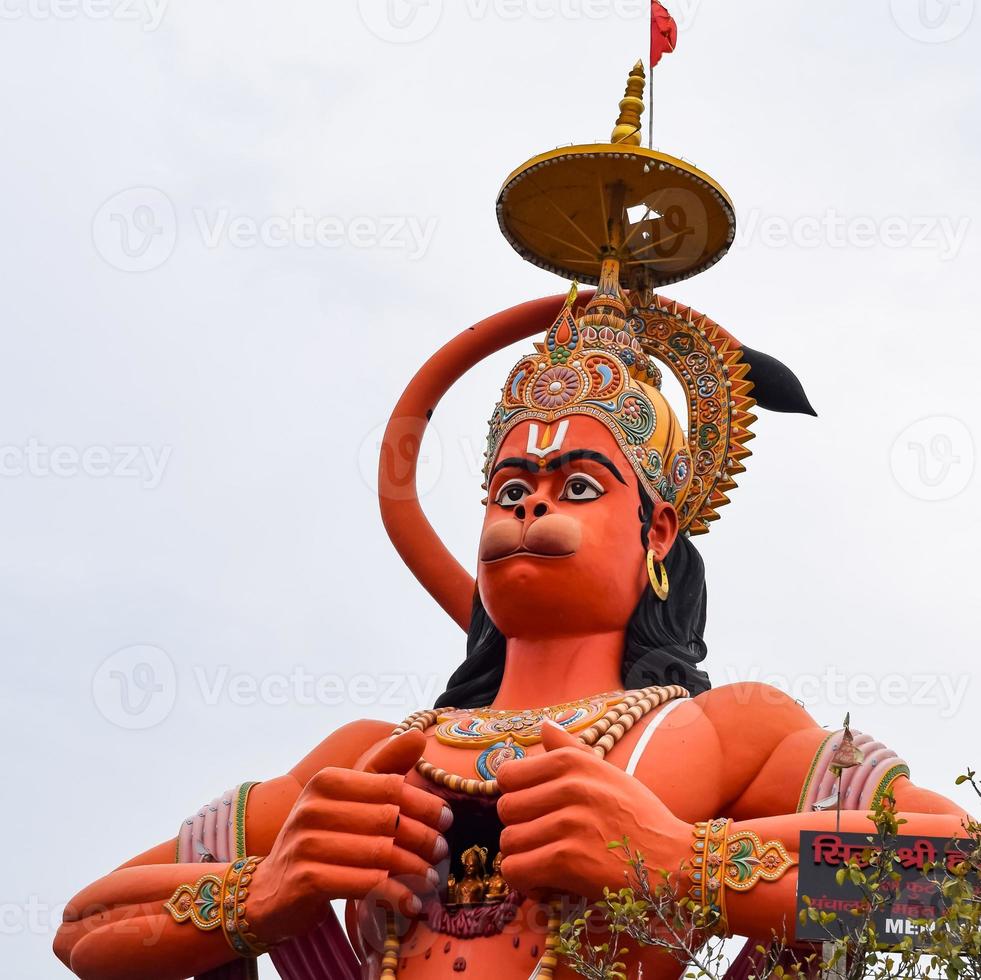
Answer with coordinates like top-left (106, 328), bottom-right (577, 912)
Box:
top-left (55, 297), bottom-right (967, 979)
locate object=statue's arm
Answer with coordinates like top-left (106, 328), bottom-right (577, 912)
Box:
top-left (497, 685), bottom-right (969, 932)
top-left (697, 682), bottom-right (966, 821)
top-left (695, 682), bottom-right (969, 938)
top-left (719, 806), bottom-right (967, 940)
top-left (53, 719), bottom-right (443, 980)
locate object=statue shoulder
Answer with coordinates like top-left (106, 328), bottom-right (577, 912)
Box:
top-left (289, 717), bottom-right (395, 786)
top-left (690, 682), bottom-right (827, 812)
top-left (693, 680), bottom-right (813, 722)
top-left (693, 681), bottom-right (819, 748)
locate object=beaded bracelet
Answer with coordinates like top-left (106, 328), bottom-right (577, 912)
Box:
top-left (165, 856), bottom-right (269, 958)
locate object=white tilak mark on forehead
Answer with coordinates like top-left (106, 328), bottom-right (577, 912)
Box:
top-left (525, 420), bottom-right (569, 459)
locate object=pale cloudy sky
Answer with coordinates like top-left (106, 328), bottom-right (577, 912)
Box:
top-left (1, 0), bottom-right (979, 976)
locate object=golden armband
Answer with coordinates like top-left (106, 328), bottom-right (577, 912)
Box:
top-left (690, 819), bottom-right (796, 926)
top-left (164, 856), bottom-right (269, 958)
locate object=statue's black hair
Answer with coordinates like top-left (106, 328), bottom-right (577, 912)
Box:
top-left (434, 485), bottom-right (711, 708)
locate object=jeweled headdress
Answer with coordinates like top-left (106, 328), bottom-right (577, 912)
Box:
top-left (377, 63), bottom-right (814, 627)
top-left (485, 63), bottom-right (813, 535)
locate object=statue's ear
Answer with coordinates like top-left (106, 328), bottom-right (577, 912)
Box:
top-left (740, 345), bottom-right (817, 416)
top-left (645, 502), bottom-right (679, 562)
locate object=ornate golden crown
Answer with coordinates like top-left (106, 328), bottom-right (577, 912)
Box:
top-left (485, 278), bottom-right (756, 533)
top-left (485, 63), bottom-right (759, 534)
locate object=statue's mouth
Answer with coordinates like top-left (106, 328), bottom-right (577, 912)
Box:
top-left (480, 547), bottom-right (575, 564)
top-left (478, 513), bottom-right (582, 563)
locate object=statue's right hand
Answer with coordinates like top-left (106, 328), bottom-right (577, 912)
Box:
top-left (248, 729), bottom-right (451, 946)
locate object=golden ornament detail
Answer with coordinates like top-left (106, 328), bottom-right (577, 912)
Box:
top-left (164, 856), bottom-right (269, 959)
top-left (433, 692), bottom-right (624, 749)
top-left (689, 819), bottom-right (796, 931)
top-left (647, 550), bottom-right (670, 601)
top-left (493, 61), bottom-right (756, 536)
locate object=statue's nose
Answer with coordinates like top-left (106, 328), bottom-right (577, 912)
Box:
top-left (514, 498), bottom-right (550, 521)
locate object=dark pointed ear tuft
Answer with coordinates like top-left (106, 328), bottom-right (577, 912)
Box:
top-left (739, 345), bottom-right (817, 417)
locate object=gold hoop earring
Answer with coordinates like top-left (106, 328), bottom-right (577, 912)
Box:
top-left (647, 550), bottom-right (670, 601)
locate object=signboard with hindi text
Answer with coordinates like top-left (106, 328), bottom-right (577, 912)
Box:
top-left (795, 831), bottom-right (968, 946)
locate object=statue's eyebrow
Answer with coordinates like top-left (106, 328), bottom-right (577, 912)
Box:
top-left (490, 457), bottom-right (539, 477)
top-left (491, 450), bottom-right (627, 484)
top-left (545, 450), bottom-right (627, 484)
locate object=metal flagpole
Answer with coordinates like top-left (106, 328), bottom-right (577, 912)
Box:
top-left (648, 74), bottom-right (653, 148)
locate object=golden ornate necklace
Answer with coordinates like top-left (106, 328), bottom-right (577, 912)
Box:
top-left (433, 693), bottom-right (623, 747)
top-left (393, 685), bottom-right (685, 797)
top-left (381, 684), bottom-right (688, 979)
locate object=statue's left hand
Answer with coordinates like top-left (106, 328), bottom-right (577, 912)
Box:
top-left (496, 721), bottom-right (690, 901)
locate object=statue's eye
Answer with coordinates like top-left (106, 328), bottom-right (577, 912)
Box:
top-left (560, 474), bottom-right (604, 502)
top-left (495, 479), bottom-right (533, 507)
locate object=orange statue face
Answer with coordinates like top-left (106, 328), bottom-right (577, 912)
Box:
top-left (477, 416), bottom-right (679, 639)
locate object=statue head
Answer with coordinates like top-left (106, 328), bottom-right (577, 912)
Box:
top-left (477, 415), bottom-right (679, 637)
top-left (476, 280), bottom-right (692, 638)
top-left (461, 845), bottom-right (488, 876)
top-left (437, 281), bottom-right (723, 708)
top-left (379, 65), bottom-right (814, 712)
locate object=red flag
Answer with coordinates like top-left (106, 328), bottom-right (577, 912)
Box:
top-left (650, 1), bottom-right (678, 68)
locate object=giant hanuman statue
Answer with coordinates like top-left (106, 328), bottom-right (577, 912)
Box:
top-left (55, 52), bottom-right (966, 980)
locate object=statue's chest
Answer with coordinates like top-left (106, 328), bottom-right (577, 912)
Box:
top-left (366, 694), bottom-right (713, 980)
